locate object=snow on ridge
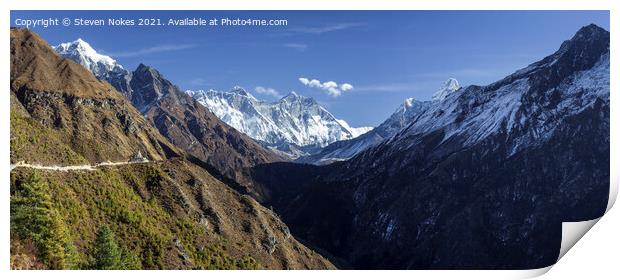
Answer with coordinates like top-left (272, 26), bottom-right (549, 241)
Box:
top-left (52, 38), bottom-right (125, 77)
top-left (396, 51), bottom-right (610, 156)
top-left (432, 78), bottom-right (461, 101)
top-left (186, 88), bottom-right (373, 151)
top-left (336, 119), bottom-right (373, 138)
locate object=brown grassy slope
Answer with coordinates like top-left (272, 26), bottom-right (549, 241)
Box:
top-left (10, 28), bottom-right (180, 164)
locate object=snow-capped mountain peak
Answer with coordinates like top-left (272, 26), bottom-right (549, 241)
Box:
top-left (432, 78), bottom-right (461, 101)
top-left (230, 86), bottom-right (256, 100)
top-left (281, 91), bottom-right (305, 101)
top-left (186, 88), bottom-right (373, 157)
top-left (393, 24), bottom-right (610, 156)
top-left (53, 38), bottom-right (134, 97)
top-left (53, 38), bottom-right (122, 74)
top-left (281, 91), bottom-right (319, 105)
top-left (403, 97), bottom-right (415, 108)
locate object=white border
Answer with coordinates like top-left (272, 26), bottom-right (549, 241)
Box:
top-left (1, 1), bottom-right (618, 279)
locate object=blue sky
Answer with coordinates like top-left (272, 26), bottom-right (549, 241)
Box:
top-left (11, 11), bottom-right (609, 127)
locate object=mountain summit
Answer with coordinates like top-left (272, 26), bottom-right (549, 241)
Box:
top-left (53, 39), bottom-right (133, 98)
top-left (297, 79), bottom-right (453, 164)
top-left (52, 38), bottom-right (119, 74)
top-left (130, 63), bottom-right (173, 112)
top-left (186, 88), bottom-right (372, 158)
top-left (432, 78), bottom-right (460, 100)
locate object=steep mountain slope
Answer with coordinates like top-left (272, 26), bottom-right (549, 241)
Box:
top-left (10, 28), bottom-right (333, 270)
top-left (11, 160), bottom-right (334, 270)
top-left (129, 64), bottom-right (171, 112)
top-left (132, 65), bottom-right (285, 197)
top-left (252, 24), bottom-right (610, 269)
top-left (187, 88), bottom-right (372, 157)
top-left (298, 79), bottom-right (460, 164)
top-left (11, 28), bottom-right (179, 165)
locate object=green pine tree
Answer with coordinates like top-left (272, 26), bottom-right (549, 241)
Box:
top-left (10, 173), bottom-right (77, 269)
top-left (120, 247), bottom-right (142, 269)
top-left (93, 225), bottom-right (122, 269)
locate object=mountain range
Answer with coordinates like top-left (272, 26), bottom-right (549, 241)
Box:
top-left (10, 23), bottom-right (610, 270)
top-left (11, 28), bottom-right (333, 269)
top-left (53, 39), bottom-right (134, 101)
top-left (186, 88), bottom-right (372, 158)
top-left (53, 39), bottom-right (372, 159)
top-left (297, 78), bottom-right (461, 164)
top-left (249, 24), bottom-right (610, 269)
top-left (53, 39), bottom-right (285, 193)
top-left (51, 38), bottom-right (463, 164)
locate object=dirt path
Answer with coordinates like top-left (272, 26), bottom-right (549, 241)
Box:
top-left (9, 160), bottom-right (150, 172)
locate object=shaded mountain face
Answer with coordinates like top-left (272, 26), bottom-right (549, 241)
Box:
top-left (11, 28), bottom-right (179, 165)
top-left (10, 28), bottom-right (334, 270)
top-left (297, 79), bottom-right (459, 165)
top-left (187, 88), bottom-right (372, 158)
top-left (251, 24), bottom-right (610, 269)
top-left (131, 65), bottom-right (285, 198)
top-left (130, 64), bottom-right (172, 112)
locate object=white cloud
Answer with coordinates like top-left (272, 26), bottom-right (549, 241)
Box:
top-left (298, 77), bottom-right (309, 85)
top-left (322, 81), bottom-right (338, 88)
top-left (254, 86), bottom-right (282, 98)
top-left (340, 83), bottom-right (354, 91)
top-left (106, 44), bottom-right (197, 58)
top-left (309, 79), bottom-right (322, 87)
top-left (283, 43), bottom-right (308, 51)
top-left (290, 23), bottom-right (365, 34)
top-left (326, 87), bottom-right (341, 97)
top-left (298, 77), bottom-right (354, 97)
